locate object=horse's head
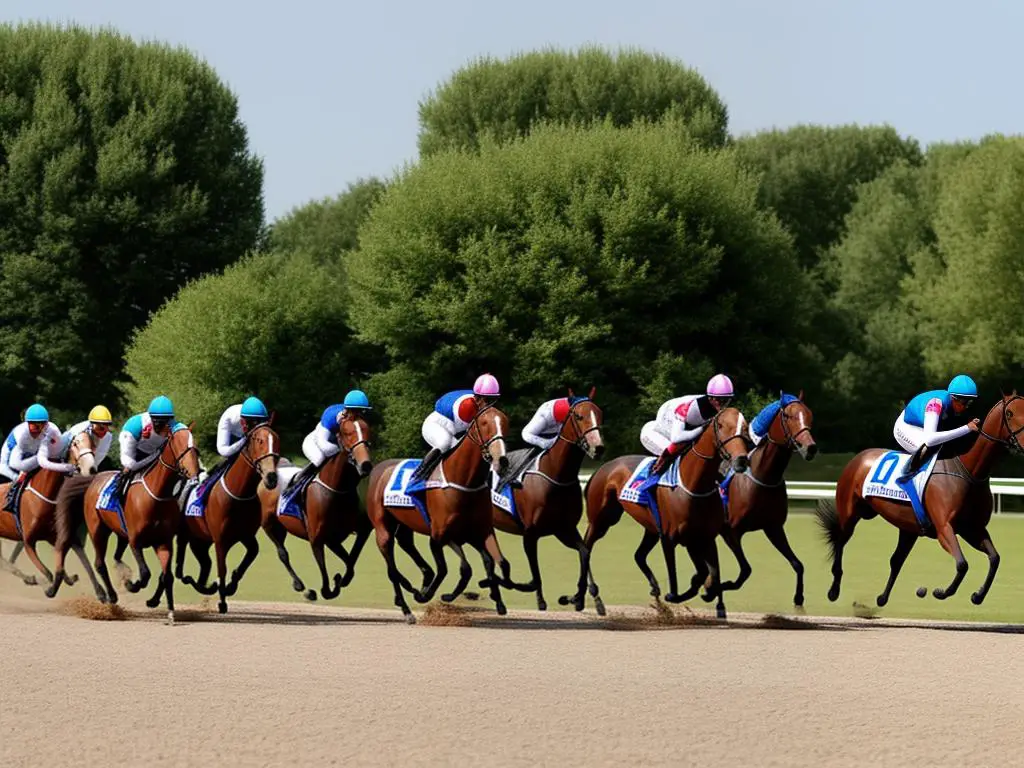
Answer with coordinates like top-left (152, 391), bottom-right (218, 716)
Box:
top-left (712, 407), bottom-right (750, 474)
top-left (338, 410), bottom-right (373, 477)
top-left (562, 387), bottom-right (605, 459)
top-left (244, 424), bottom-right (281, 490)
top-left (164, 422), bottom-right (200, 479)
top-left (989, 391), bottom-right (1024, 454)
top-left (69, 430), bottom-right (98, 476)
top-left (469, 404), bottom-right (509, 475)
top-left (771, 391), bottom-right (817, 461)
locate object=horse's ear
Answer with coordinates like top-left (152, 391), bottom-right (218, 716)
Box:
top-left (798, 389), bottom-right (804, 401)
top-left (589, 386), bottom-right (596, 400)
top-left (567, 387), bottom-right (575, 398)
top-left (187, 420), bottom-right (196, 431)
top-left (1000, 387), bottom-right (1007, 399)
top-left (269, 410), bottom-right (277, 426)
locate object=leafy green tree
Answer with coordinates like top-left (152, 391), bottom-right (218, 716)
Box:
top-left (0, 24), bottom-right (263, 426)
top-left (418, 47), bottom-right (728, 157)
top-left (349, 120), bottom-right (812, 456)
top-left (268, 177), bottom-right (386, 261)
top-left (123, 251), bottom-right (368, 455)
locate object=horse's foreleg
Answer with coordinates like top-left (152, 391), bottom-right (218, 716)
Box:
top-left (124, 543), bottom-right (151, 593)
top-left (481, 531), bottom-right (513, 589)
top-left (875, 530), bottom-right (917, 607)
top-left (7, 541), bottom-right (23, 565)
top-left (45, 533), bottom-right (73, 598)
top-left (633, 530), bottom-right (662, 597)
top-left (226, 537), bottom-right (259, 596)
top-left (375, 523), bottom-right (414, 623)
top-left (763, 524), bottom-right (806, 608)
top-left (20, 538), bottom-right (53, 587)
top-left (716, 526), bottom-right (752, 595)
top-left (660, 535), bottom-right (684, 603)
top-left (441, 543), bottom-right (475, 602)
top-left (214, 540), bottom-right (230, 613)
top-left (310, 539), bottom-right (341, 601)
top-left (414, 538), bottom-right (450, 603)
top-left (673, 543), bottom-right (711, 604)
top-left (91, 525), bottom-right (118, 604)
top-left (264, 519), bottom-right (314, 600)
top-left (556, 528), bottom-right (599, 613)
top-left (521, 532), bottom-right (547, 610)
top-left (329, 528), bottom-right (369, 588)
top-left (174, 528), bottom-right (189, 582)
top-left (113, 535), bottom-right (132, 585)
top-left (474, 540), bottom-right (507, 616)
top-left (932, 522), bottom-right (968, 600)
top-left (150, 543), bottom-right (174, 624)
top-left (394, 525), bottom-right (436, 593)
top-left (963, 529), bottom-right (1000, 606)
top-left (69, 540), bottom-right (108, 603)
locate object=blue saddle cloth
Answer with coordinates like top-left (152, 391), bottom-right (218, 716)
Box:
top-left (383, 459), bottom-right (431, 525)
top-left (185, 459), bottom-right (235, 519)
top-left (97, 474), bottom-right (128, 534)
top-left (618, 458), bottom-right (674, 530)
top-left (490, 482), bottom-right (519, 523)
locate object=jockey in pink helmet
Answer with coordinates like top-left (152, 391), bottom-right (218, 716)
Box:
top-left (640, 373), bottom-right (735, 476)
top-left (411, 373), bottom-right (501, 482)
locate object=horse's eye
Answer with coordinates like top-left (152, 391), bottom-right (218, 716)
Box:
top-left (575, 413), bottom-right (583, 421)
top-left (1009, 410), bottom-right (1014, 419)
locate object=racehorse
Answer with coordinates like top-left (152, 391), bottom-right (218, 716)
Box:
top-left (816, 393), bottom-right (1024, 607)
top-left (365, 403), bottom-right (513, 622)
top-left (175, 424), bottom-right (280, 613)
top-left (258, 411), bottom-right (374, 601)
top-left (82, 424), bottom-right (200, 621)
top-left (0, 430), bottom-right (104, 596)
top-left (580, 407), bottom-right (750, 619)
top-left (714, 393), bottom-right (817, 607)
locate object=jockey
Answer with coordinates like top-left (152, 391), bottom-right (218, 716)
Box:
top-left (410, 373), bottom-right (501, 482)
top-left (894, 374), bottom-right (980, 481)
top-left (217, 397), bottom-right (270, 458)
top-left (0, 432), bottom-right (16, 482)
top-left (290, 390), bottom-right (372, 488)
top-left (118, 396), bottom-right (187, 498)
top-left (641, 374), bottom-right (734, 475)
top-left (496, 392), bottom-right (589, 489)
top-left (61, 405), bottom-right (115, 467)
top-left (3, 404), bottom-right (76, 512)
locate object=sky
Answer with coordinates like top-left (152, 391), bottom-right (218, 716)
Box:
top-left (8, 0), bottom-right (1024, 220)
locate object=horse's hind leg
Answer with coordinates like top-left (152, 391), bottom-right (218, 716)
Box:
top-left (414, 538), bottom-right (450, 604)
top-left (441, 543), bottom-right (474, 603)
top-left (329, 527), bottom-right (370, 588)
top-left (394, 524), bottom-right (436, 593)
top-left (521, 531), bottom-right (548, 610)
top-left (226, 536), bottom-right (259, 596)
top-left (187, 540), bottom-right (219, 596)
top-left (473, 539), bottom-right (507, 616)
top-left (264, 519), bottom-right (314, 600)
top-left (150, 543), bottom-right (175, 623)
top-left (213, 539), bottom-right (233, 613)
top-left (933, 521), bottom-right (969, 600)
top-left (763, 524), bottom-right (806, 608)
top-left (374, 521), bottom-right (414, 623)
top-left (673, 543), bottom-right (711, 604)
top-left (69, 540), bottom-right (108, 603)
top-left (113, 535), bottom-right (132, 584)
top-left (716, 526), bottom-right (752, 595)
top-left (633, 530), bottom-right (662, 598)
top-left (660, 536), bottom-right (685, 604)
top-left (875, 530), bottom-right (917, 607)
top-left (962, 527), bottom-right (1000, 606)
top-left (7, 541), bottom-right (23, 565)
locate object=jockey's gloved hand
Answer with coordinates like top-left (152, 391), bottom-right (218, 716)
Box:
top-left (968, 418), bottom-right (981, 432)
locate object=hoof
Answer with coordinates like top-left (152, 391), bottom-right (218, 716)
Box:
top-left (218, 601), bottom-right (228, 614)
top-left (876, 594), bottom-right (888, 608)
top-left (292, 579), bottom-right (306, 593)
top-left (700, 590), bottom-right (715, 603)
top-left (304, 589), bottom-right (317, 601)
top-left (44, 585), bottom-right (58, 599)
top-left (146, 596), bottom-right (161, 609)
top-left (166, 611), bottom-right (175, 626)
top-left (462, 591), bottom-right (480, 601)
top-left (557, 596), bottom-right (571, 606)
top-left (536, 599), bottom-right (547, 611)
top-left (932, 588), bottom-right (947, 600)
top-left (716, 605), bottom-right (727, 620)
top-left (22, 576), bottom-right (37, 586)
top-left (649, 586), bottom-right (661, 598)
top-left (108, 591), bottom-right (119, 605)
top-left (404, 612), bottom-right (416, 625)
top-left (827, 586), bottom-right (840, 602)
top-left (664, 593), bottom-right (683, 604)
top-left (495, 603), bottom-right (507, 616)
top-left (96, 591), bottom-right (109, 604)
top-left (971, 592), bottom-right (984, 606)
top-left (794, 594), bottom-right (804, 608)
top-left (916, 586), bottom-right (927, 598)
top-left (125, 581), bottom-right (141, 594)
top-left (441, 593), bottom-right (457, 603)
top-left (594, 597), bottom-right (607, 617)
top-left (68, 573), bottom-right (79, 585)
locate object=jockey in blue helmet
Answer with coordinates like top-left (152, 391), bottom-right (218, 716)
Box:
top-left (894, 374), bottom-right (980, 481)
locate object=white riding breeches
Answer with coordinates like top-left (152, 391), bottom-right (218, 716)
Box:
top-left (422, 411), bottom-right (458, 452)
top-left (302, 432), bottom-right (338, 467)
top-left (640, 421), bottom-right (671, 456)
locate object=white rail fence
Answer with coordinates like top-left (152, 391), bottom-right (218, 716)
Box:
top-left (576, 475), bottom-right (1024, 514)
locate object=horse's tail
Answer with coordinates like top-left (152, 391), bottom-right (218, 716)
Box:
top-left (814, 499), bottom-right (842, 565)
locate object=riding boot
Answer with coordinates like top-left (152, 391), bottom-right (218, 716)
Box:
top-left (412, 448), bottom-right (442, 482)
top-left (3, 480), bottom-right (19, 513)
top-left (116, 471), bottom-right (133, 504)
top-left (897, 444), bottom-right (930, 484)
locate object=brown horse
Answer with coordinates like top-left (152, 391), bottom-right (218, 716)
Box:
top-left (816, 394), bottom-right (1024, 607)
top-left (581, 407), bottom-right (750, 619)
top-left (258, 412), bottom-right (374, 601)
top-left (175, 424), bottom-right (280, 613)
top-left (83, 424), bottom-right (200, 621)
top-left (0, 430), bottom-right (102, 594)
top-left (366, 404), bottom-right (513, 622)
top-left (713, 394), bottom-right (817, 607)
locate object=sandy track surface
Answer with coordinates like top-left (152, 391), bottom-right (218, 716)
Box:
top-left (0, 588), bottom-right (1021, 768)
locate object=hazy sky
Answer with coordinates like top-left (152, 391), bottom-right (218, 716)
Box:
top-left (8, 0), bottom-right (1024, 220)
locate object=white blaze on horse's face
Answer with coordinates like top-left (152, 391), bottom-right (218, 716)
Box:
top-left (735, 413), bottom-right (746, 439)
top-left (489, 413), bottom-right (506, 465)
top-left (354, 420), bottom-right (365, 445)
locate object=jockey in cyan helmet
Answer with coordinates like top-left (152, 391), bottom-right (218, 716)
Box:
top-left (118, 396), bottom-right (188, 494)
top-left (410, 373), bottom-right (501, 482)
top-left (284, 389), bottom-right (373, 492)
top-left (2, 404), bottom-right (76, 512)
top-left (640, 373), bottom-right (734, 475)
top-left (217, 396), bottom-right (271, 459)
top-left (894, 374), bottom-right (980, 482)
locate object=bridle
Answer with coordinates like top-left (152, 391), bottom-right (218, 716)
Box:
top-left (467, 404), bottom-right (506, 460)
top-left (238, 423), bottom-right (281, 478)
top-left (977, 395), bottom-right (1024, 455)
top-left (764, 401), bottom-right (812, 450)
top-left (154, 431), bottom-right (199, 479)
top-left (557, 399), bottom-right (603, 453)
top-left (692, 409), bottom-right (748, 463)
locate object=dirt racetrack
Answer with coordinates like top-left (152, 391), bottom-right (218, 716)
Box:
top-left (1, 587), bottom-right (1022, 768)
